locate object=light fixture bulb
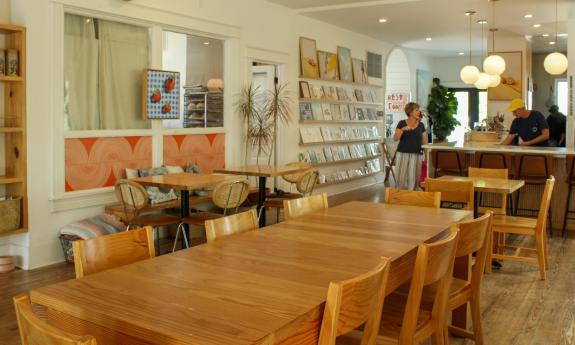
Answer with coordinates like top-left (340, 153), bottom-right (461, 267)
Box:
top-left (524, 14), bottom-right (533, 19)
top-left (474, 72), bottom-right (491, 90)
top-left (483, 55), bottom-right (506, 75)
top-left (378, 18), bottom-right (387, 23)
top-left (533, 24), bottom-right (541, 28)
top-left (488, 74), bottom-right (501, 87)
top-left (460, 65), bottom-right (480, 84)
top-left (544, 52), bottom-right (568, 75)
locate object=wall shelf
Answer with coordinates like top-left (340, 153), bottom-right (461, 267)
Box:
top-left (0, 176), bottom-right (24, 185)
top-left (0, 75), bottom-right (23, 82)
top-left (300, 120), bottom-right (382, 125)
top-left (316, 171), bottom-right (382, 187)
top-left (0, 127), bottom-right (24, 133)
top-left (299, 76), bottom-right (383, 89)
top-left (300, 138), bottom-right (382, 146)
top-left (299, 98), bottom-right (383, 107)
top-left (311, 155), bottom-right (381, 167)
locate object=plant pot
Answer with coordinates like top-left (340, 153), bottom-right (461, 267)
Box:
top-left (433, 138), bottom-right (446, 143)
top-left (0, 256), bottom-right (15, 273)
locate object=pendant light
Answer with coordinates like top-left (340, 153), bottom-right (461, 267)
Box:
top-left (544, 0), bottom-right (568, 75)
top-left (460, 11), bottom-right (480, 84)
top-left (475, 19), bottom-right (490, 90)
top-left (483, 0), bottom-right (506, 75)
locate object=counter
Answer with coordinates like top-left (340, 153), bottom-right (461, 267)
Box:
top-left (422, 141), bottom-right (572, 157)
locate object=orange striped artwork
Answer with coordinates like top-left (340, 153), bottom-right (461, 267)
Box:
top-left (65, 136), bottom-right (152, 192)
top-left (163, 134), bottom-right (225, 173)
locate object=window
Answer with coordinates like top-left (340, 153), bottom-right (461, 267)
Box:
top-left (64, 14), bottom-right (150, 130)
top-left (556, 79), bottom-right (568, 115)
top-left (448, 88), bottom-right (488, 141)
top-left (162, 31), bottom-right (224, 129)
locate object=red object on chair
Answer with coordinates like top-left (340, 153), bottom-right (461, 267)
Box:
top-left (419, 160), bottom-right (428, 189)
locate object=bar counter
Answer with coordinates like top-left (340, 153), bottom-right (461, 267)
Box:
top-left (422, 141), bottom-right (572, 234)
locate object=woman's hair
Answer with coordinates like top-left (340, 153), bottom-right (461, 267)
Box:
top-left (405, 102), bottom-right (420, 116)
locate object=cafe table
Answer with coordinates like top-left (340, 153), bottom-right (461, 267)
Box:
top-left (214, 165), bottom-right (310, 227)
top-left (133, 173), bottom-right (232, 247)
top-left (30, 202), bottom-right (471, 345)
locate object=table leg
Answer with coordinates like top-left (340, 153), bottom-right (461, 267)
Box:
top-left (452, 254), bottom-right (470, 332)
top-left (180, 190), bottom-right (190, 249)
top-left (258, 176), bottom-right (267, 228)
top-left (473, 191), bottom-right (479, 219)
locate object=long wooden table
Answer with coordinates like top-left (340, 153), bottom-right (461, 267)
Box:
top-left (30, 202), bottom-right (471, 345)
top-left (214, 165), bottom-right (310, 227)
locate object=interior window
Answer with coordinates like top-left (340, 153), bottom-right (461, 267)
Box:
top-left (64, 14), bottom-right (151, 130)
top-left (162, 31), bottom-right (224, 129)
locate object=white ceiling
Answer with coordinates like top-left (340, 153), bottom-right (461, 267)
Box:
top-left (266, 0), bottom-right (572, 56)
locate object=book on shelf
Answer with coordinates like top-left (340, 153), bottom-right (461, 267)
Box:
top-left (365, 108), bottom-right (376, 120)
top-left (299, 81), bottom-right (311, 99)
top-left (336, 87), bottom-right (347, 101)
top-left (321, 103), bottom-right (333, 120)
top-left (332, 104), bottom-right (342, 120)
top-left (311, 103), bottom-right (323, 120)
top-left (299, 103), bottom-right (313, 120)
top-left (299, 152), bottom-right (310, 163)
top-left (356, 107), bottom-right (365, 120)
top-left (320, 127), bottom-right (333, 142)
top-left (300, 127), bottom-right (323, 143)
top-left (323, 147), bottom-right (334, 161)
top-left (349, 105), bottom-right (357, 120)
top-left (340, 104), bottom-right (350, 120)
top-left (354, 89), bottom-right (364, 102)
top-left (311, 84), bottom-right (324, 99)
top-left (309, 151), bottom-right (318, 164)
top-left (314, 149), bottom-right (326, 163)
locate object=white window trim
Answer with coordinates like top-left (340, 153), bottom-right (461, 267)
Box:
top-left (50, 3), bottom-right (238, 211)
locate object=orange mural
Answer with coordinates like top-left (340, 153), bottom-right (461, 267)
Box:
top-left (65, 134), bottom-right (225, 192)
top-left (163, 134), bottom-right (225, 173)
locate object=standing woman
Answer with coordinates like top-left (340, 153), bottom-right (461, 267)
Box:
top-left (393, 102), bottom-right (428, 190)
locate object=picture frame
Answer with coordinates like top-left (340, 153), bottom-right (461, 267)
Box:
top-left (299, 37), bottom-right (320, 78)
top-left (488, 51), bottom-right (523, 101)
top-left (299, 81), bottom-right (311, 99)
top-left (337, 46), bottom-right (353, 82)
top-left (352, 58), bottom-right (367, 84)
top-left (318, 50), bottom-right (339, 80)
top-left (143, 69), bottom-right (180, 120)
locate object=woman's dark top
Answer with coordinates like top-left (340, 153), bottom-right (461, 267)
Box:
top-left (396, 120), bottom-right (426, 154)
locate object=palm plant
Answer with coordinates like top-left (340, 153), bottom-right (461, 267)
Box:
top-left (263, 83), bottom-right (293, 165)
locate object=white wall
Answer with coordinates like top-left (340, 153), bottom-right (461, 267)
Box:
top-left (432, 56), bottom-right (469, 89)
top-left (5, 0), bottom-right (433, 269)
top-left (0, 0), bottom-right (9, 22)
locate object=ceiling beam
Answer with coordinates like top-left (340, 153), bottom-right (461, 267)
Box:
top-left (296, 0), bottom-right (423, 14)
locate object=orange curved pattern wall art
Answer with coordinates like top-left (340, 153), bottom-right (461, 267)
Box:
top-left (163, 134), bottom-right (225, 173)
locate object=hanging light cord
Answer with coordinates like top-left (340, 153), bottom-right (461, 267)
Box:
top-left (555, 0), bottom-right (558, 49)
top-left (468, 13), bottom-right (473, 64)
top-left (491, 0), bottom-right (495, 52)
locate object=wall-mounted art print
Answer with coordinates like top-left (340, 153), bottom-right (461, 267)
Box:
top-left (488, 51), bottom-right (522, 101)
top-left (337, 46), bottom-right (353, 82)
top-left (299, 37), bottom-right (320, 78)
top-left (143, 69), bottom-right (180, 120)
top-left (318, 50), bottom-right (339, 80)
top-left (352, 58), bottom-right (367, 84)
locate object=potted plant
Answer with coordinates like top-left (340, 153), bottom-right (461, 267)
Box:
top-left (427, 78), bottom-right (459, 142)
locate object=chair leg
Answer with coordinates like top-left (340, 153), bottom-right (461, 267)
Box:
top-left (470, 297), bottom-right (484, 345)
top-left (172, 224), bottom-right (190, 252)
top-left (485, 231), bottom-right (494, 274)
top-left (155, 227), bottom-right (160, 255)
top-left (562, 184), bottom-right (573, 238)
top-left (535, 234), bottom-right (546, 280)
top-left (430, 326), bottom-right (446, 345)
top-left (513, 189), bottom-right (520, 216)
top-left (543, 232), bottom-right (549, 269)
top-left (548, 206), bottom-right (553, 238)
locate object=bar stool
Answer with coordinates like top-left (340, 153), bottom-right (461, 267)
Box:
top-left (561, 154), bottom-right (575, 237)
top-left (474, 152), bottom-right (515, 212)
top-left (432, 149), bottom-right (467, 177)
top-left (514, 153), bottom-right (554, 236)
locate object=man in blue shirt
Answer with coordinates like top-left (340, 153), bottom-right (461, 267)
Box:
top-left (500, 99), bottom-right (549, 147)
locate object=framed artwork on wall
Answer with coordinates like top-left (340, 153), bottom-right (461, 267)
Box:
top-left (337, 46), bottom-right (353, 82)
top-left (299, 37), bottom-right (320, 78)
top-left (488, 51), bottom-right (522, 101)
top-left (318, 50), bottom-right (339, 80)
top-left (352, 58), bottom-right (367, 84)
top-left (143, 69), bottom-right (180, 120)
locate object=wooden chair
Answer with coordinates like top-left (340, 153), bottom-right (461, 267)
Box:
top-left (13, 294), bottom-right (97, 345)
top-left (490, 176), bottom-right (554, 280)
top-left (474, 152), bottom-right (513, 176)
top-left (264, 170), bottom-right (319, 223)
top-left (384, 188), bottom-right (441, 208)
top-left (114, 179), bottom-right (180, 253)
top-left (283, 193), bottom-right (329, 220)
top-left (72, 227), bottom-right (155, 279)
top-left (173, 178), bottom-right (251, 250)
top-left (318, 257), bottom-right (391, 345)
top-left (425, 178), bottom-right (474, 211)
top-left (382, 140), bottom-right (398, 187)
top-left (468, 167), bottom-right (509, 215)
top-left (431, 149), bottom-right (467, 177)
top-left (204, 209), bottom-right (258, 243)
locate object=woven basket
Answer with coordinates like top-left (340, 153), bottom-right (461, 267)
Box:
top-left (0, 197), bottom-right (21, 233)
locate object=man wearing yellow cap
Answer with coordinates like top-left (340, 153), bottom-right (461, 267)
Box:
top-left (500, 99), bottom-right (549, 146)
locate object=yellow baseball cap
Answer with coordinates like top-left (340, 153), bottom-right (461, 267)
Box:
top-left (507, 99), bottom-right (525, 112)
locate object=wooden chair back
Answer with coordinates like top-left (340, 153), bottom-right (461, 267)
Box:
top-left (425, 178), bottom-right (474, 210)
top-left (205, 209), bottom-right (258, 243)
top-left (295, 170), bottom-right (319, 195)
top-left (282, 162), bottom-right (311, 184)
top-left (535, 176), bottom-right (555, 234)
top-left (13, 294), bottom-right (97, 345)
top-left (468, 167), bottom-right (508, 179)
top-left (515, 154), bottom-right (553, 180)
top-left (318, 257), bottom-right (391, 345)
top-left (114, 179), bottom-right (149, 221)
top-left (474, 152), bottom-right (512, 172)
top-left (283, 193), bottom-right (329, 220)
top-left (384, 188), bottom-right (441, 208)
top-left (72, 227), bottom-right (155, 278)
top-left (400, 228), bottom-right (459, 343)
top-left (432, 150), bottom-right (466, 176)
top-left (212, 178), bottom-right (251, 214)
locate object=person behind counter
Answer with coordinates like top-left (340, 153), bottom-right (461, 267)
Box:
top-left (499, 99), bottom-right (549, 147)
top-left (393, 102), bottom-right (428, 190)
top-left (547, 105), bottom-right (566, 147)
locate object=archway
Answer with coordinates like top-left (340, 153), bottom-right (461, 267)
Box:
top-left (384, 49), bottom-right (411, 137)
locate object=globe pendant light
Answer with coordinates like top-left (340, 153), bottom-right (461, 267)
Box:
top-left (483, 1), bottom-right (506, 75)
top-left (460, 11), bottom-right (480, 84)
top-left (474, 19), bottom-right (490, 90)
top-left (488, 74), bottom-right (501, 87)
top-left (544, 0), bottom-right (568, 75)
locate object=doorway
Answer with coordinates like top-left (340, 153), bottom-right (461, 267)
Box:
top-left (448, 88), bottom-right (488, 142)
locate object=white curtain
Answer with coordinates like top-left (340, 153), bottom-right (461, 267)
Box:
top-left (64, 14), bottom-right (150, 130)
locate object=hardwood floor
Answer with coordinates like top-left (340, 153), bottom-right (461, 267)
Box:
top-left (1, 183), bottom-right (573, 345)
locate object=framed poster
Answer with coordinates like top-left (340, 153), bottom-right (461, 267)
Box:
top-left (337, 46), bottom-right (353, 82)
top-left (416, 69), bottom-right (432, 110)
top-left (318, 50), bottom-right (339, 80)
top-left (299, 37), bottom-right (320, 78)
top-left (386, 92), bottom-right (410, 113)
top-left (143, 69), bottom-right (180, 120)
top-left (352, 58), bottom-right (367, 84)
top-left (488, 51), bottom-right (522, 100)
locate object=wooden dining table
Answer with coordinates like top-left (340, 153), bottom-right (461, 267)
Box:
top-left (214, 165), bottom-right (311, 227)
top-left (30, 201), bottom-right (471, 345)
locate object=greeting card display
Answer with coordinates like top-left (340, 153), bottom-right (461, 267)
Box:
top-left (143, 69), bottom-right (180, 120)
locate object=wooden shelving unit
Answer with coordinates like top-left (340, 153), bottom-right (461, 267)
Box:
top-left (316, 171), bottom-right (381, 187)
top-left (299, 76), bottom-right (383, 89)
top-left (0, 23), bottom-right (27, 238)
top-left (300, 119), bottom-right (382, 125)
top-left (299, 98), bottom-right (383, 107)
top-left (311, 155), bottom-right (381, 167)
top-left (300, 138), bottom-right (382, 146)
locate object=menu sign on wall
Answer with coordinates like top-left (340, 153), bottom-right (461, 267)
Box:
top-left (386, 92), bottom-right (410, 113)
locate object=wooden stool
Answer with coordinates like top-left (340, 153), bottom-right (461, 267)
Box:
top-left (561, 154), bottom-right (575, 237)
top-left (432, 149), bottom-right (467, 177)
